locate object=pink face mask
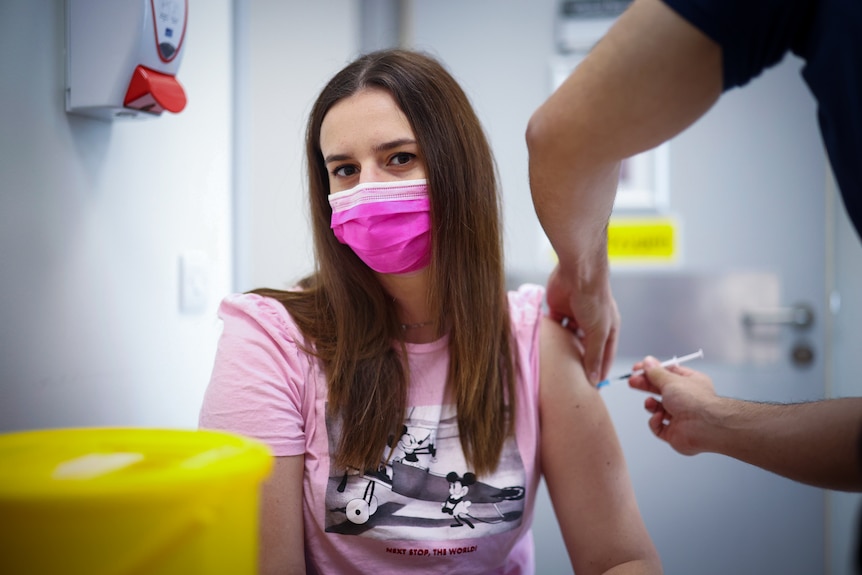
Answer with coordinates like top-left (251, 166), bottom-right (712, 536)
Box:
top-left (329, 179), bottom-right (431, 274)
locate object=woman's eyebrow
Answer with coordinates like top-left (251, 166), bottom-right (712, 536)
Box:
top-left (323, 152), bottom-right (350, 165)
top-left (323, 138), bottom-right (417, 165)
top-left (374, 138), bottom-right (417, 153)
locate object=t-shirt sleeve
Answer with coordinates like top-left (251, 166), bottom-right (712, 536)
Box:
top-left (661, 0), bottom-right (813, 89)
top-left (507, 284), bottom-right (545, 382)
top-left (198, 293), bottom-right (311, 457)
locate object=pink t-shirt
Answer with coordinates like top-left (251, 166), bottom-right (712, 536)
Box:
top-left (200, 284), bottom-right (545, 574)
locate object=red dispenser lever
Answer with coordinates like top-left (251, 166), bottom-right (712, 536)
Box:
top-left (123, 65), bottom-right (187, 114)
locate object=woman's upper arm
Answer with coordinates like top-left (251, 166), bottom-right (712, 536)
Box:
top-left (259, 455), bottom-right (306, 575)
top-left (539, 316), bottom-right (660, 574)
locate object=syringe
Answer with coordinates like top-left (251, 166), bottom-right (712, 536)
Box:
top-left (597, 349), bottom-right (704, 389)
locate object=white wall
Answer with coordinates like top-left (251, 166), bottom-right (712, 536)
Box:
top-left (233, 0), bottom-right (357, 292)
top-left (0, 0), bottom-right (233, 431)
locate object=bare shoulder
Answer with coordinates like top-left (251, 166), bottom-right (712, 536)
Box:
top-left (539, 315), bottom-right (582, 360)
top-left (539, 316), bottom-right (590, 391)
top-left (538, 315), bottom-right (626, 456)
top-left (537, 320), bottom-right (660, 573)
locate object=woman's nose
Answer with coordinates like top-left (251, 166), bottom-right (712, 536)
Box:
top-left (359, 169), bottom-right (381, 184)
top-left (358, 164), bottom-right (394, 184)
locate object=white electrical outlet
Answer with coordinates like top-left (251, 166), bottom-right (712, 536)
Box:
top-left (179, 251), bottom-right (209, 314)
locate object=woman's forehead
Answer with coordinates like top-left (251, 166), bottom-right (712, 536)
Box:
top-left (319, 88), bottom-right (414, 153)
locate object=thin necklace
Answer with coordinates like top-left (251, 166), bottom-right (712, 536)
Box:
top-left (401, 320), bottom-right (432, 330)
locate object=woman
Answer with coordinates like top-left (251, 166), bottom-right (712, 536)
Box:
top-left (200, 49), bottom-right (661, 575)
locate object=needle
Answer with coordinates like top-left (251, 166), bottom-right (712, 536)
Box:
top-left (597, 349), bottom-right (704, 389)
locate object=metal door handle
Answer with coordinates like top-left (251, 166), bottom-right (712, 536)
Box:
top-left (742, 303), bottom-right (814, 330)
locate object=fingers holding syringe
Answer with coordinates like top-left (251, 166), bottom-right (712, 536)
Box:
top-left (627, 356), bottom-right (660, 394)
top-left (645, 398), bottom-right (671, 438)
top-left (628, 356), bottom-right (699, 395)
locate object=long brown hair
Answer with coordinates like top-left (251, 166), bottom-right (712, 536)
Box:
top-left (256, 49), bottom-right (515, 476)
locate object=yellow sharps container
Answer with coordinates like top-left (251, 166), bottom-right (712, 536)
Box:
top-left (0, 427), bottom-right (272, 575)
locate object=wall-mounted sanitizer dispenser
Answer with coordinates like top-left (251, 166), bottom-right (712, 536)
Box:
top-left (66, 0), bottom-right (188, 121)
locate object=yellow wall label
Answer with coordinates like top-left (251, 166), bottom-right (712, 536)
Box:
top-left (607, 217), bottom-right (677, 263)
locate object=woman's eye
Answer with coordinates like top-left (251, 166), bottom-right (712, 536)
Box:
top-left (333, 165), bottom-right (358, 177)
top-left (390, 152), bottom-right (415, 166)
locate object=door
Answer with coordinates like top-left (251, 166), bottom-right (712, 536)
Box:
top-left (596, 55), bottom-right (828, 574)
top-left (531, 53), bottom-right (827, 574)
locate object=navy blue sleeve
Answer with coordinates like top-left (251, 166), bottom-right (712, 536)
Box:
top-left (660, 0), bottom-right (815, 90)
